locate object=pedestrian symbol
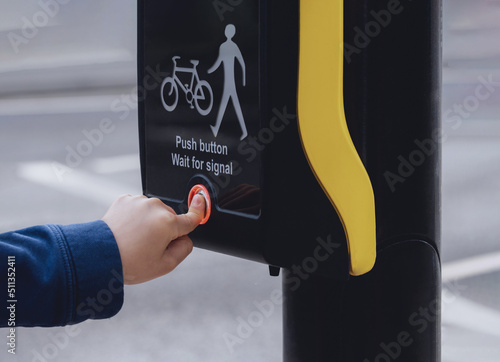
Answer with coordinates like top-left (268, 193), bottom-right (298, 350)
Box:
top-left (208, 24), bottom-right (248, 140)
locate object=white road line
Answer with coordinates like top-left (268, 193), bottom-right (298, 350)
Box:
top-left (0, 49), bottom-right (133, 74)
top-left (0, 94), bottom-right (127, 116)
top-left (90, 154), bottom-right (140, 174)
top-left (442, 251), bottom-right (500, 283)
top-left (17, 161), bottom-right (140, 207)
top-left (442, 293), bottom-right (500, 361)
top-left (442, 293), bottom-right (500, 339)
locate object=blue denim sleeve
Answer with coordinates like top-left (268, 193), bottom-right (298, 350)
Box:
top-left (0, 220), bottom-right (124, 327)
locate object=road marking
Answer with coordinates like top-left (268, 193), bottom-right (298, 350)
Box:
top-left (442, 251), bottom-right (500, 283)
top-left (442, 293), bottom-right (500, 339)
top-left (90, 154), bottom-right (140, 174)
top-left (0, 49), bottom-right (133, 74)
top-left (17, 161), bottom-right (140, 207)
top-left (442, 292), bottom-right (500, 361)
top-left (0, 94), bottom-right (128, 116)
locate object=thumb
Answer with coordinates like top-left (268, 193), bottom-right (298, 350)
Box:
top-left (175, 194), bottom-right (206, 236)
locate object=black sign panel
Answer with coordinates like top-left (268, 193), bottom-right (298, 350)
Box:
top-left (142, 1), bottom-right (261, 216)
top-left (139, 0), bottom-right (352, 278)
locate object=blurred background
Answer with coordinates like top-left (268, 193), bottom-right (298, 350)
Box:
top-left (1, 0), bottom-right (499, 361)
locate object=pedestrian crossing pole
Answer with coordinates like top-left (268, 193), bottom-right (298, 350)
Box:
top-left (282, 0), bottom-right (441, 361)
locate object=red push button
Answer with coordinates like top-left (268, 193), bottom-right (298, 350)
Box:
top-left (188, 184), bottom-right (211, 225)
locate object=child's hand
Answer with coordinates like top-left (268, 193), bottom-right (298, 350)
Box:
top-left (102, 194), bottom-right (205, 285)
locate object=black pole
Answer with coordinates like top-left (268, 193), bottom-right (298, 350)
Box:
top-left (283, 242), bottom-right (440, 362)
top-left (282, 0), bottom-right (441, 360)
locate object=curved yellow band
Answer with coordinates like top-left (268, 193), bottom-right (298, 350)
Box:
top-left (298, 0), bottom-right (376, 276)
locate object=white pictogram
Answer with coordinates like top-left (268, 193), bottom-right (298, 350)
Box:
top-left (161, 56), bottom-right (214, 116)
top-left (208, 24), bottom-right (248, 140)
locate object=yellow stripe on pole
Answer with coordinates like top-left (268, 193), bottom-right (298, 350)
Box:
top-left (298, 0), bottom-right (376, 276)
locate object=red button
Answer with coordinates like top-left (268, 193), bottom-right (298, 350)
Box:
top-left (188, 184), bottom-right (211, 225)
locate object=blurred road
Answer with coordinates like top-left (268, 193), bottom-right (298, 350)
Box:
top-left (1, 0), bottom-right (500, 361)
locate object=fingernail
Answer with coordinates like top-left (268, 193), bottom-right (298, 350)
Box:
top-left (191, 193), bottom-right (204, 208)
top-left (188, 185), bottom-right (211, 224)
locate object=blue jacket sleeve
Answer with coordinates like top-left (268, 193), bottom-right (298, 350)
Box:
top-left (0, 220), bottom-right (124, 327)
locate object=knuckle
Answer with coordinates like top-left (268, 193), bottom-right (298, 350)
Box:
top-left (148, 197), bottom-right (165, 208)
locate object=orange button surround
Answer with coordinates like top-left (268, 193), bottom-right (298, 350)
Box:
top-left (188, 184), bottom-right (211, 225)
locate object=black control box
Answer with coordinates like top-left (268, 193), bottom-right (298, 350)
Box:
top-left (138, 0), bottom-right (350, 278)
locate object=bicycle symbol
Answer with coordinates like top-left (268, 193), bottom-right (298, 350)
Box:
top-left (161, 56), bottom-right (213, 116)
